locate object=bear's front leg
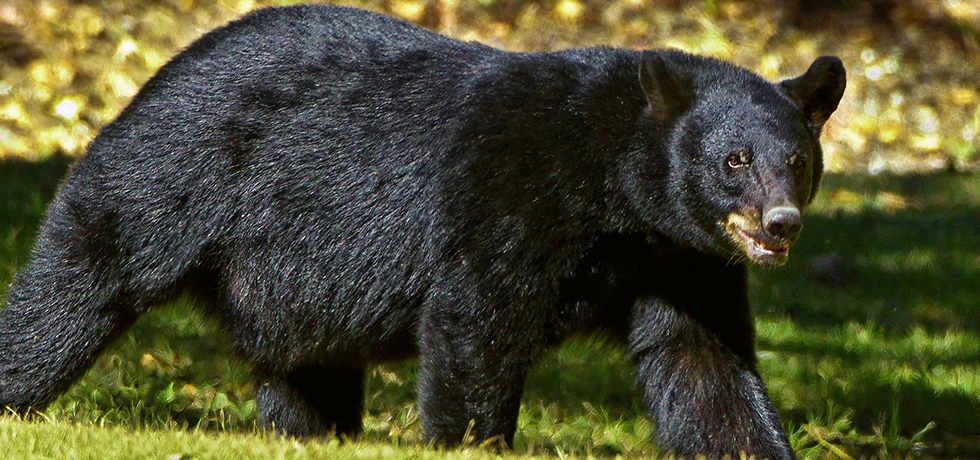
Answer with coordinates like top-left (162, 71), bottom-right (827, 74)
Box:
top-left (630, 258), bottom-right (794, 460)
top-left (416, 287), bottom-right (541, 448)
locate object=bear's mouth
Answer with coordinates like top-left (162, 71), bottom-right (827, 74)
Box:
top-left (735, 227), bottom-right (789, 265)
top-left (724, 213), bottom-right (791, 268)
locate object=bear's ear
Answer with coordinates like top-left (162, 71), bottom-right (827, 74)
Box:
top-left (639, 51), bottom-right (690, 121)
top-left (779, 56), bottom-right (846, 134)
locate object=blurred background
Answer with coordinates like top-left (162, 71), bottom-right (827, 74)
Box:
top-left (1, 0), bottom-right (980, 458)
top-left (0, 0), bottom-right (978, 171)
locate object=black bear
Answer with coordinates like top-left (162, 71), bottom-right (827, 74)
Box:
top-left (0, 5), bottom-right (845, 459)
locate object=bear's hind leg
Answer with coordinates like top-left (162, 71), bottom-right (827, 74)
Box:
top-left (256, 364), bottom-right (365, 438)
top-left (416, 287), bottom-right (538, 449)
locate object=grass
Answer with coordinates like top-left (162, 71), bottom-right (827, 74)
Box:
top-left (0, 416), bottom-right (561, 460)
top-left (2, 156), bottom-right (980, 459)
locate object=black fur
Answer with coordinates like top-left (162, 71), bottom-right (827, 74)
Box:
top-left (0, 5), bottom-right (845, 459)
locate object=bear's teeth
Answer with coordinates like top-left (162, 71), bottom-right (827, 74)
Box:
top-left (736, 228), bottom-right (787, 255)
top-left (752, 240), bottom-right (778, 255)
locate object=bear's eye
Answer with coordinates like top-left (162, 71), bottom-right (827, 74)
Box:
top-left (726, 150), bottom-right (752, 169)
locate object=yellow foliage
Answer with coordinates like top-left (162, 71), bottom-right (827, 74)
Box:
top-left (911, 134), bottom-right (942, 152)
top-left (877, 192), bottom-right (908, 212)
top-left (949, 87), bottom-right (979, 106)
top-left (52, 96), bottom-right (83, 121)
top-left (555, 0), bottom-right (584, 22)
top-left (115, 37), bottom-right (140, 62)
top-left (0, 0), bottom-right (977, 171)
top-left (180, 383), bottom-right (200, 398)
top-left (0, 100), bottom-right (28, 125)
top-left (758, 54), bottom-right (783, 80)
top-left (141, 353), bottom-right (163, 371)
top-left (105, 71), bottom-right (139, 99)
top-left (0, 128), bottom-right (30, 157)
top-left (68, 6), bottom-right (104, 38)
top-left (390, 0), bottom-right (426, 22)
top-left (878, 120), bottom-right (904, 145)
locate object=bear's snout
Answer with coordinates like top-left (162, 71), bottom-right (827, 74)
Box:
top-left (762, 206), bottom-right (802, 242)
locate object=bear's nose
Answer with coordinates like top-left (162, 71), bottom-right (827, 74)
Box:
top-left (763, 206), bottom-right (802, 241)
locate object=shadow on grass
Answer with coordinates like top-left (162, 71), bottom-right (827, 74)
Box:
top-left (758, 172), bottom-right (980, 327)
top-left (753, 172), bottom-right (980, 448)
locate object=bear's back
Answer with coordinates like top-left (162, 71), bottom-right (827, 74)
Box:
top-left (57, 6), bottom-right (493, 321)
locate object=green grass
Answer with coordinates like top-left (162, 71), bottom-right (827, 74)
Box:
top-left (2, 157), bottom-right (980, 459)
top-left (0, 416), bottom-right (564, 460)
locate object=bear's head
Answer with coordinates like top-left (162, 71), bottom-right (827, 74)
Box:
top-left (623, 51), bottom-right (846, 268)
